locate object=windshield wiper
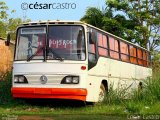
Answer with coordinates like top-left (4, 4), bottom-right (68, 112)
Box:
top-left (47, 47), bottom-right (64, 62)
top-left (27, 47), bottom-right (44, 62)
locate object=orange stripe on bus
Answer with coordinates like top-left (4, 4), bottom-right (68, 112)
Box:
top-left (11, 87), bottom-right (87, 101)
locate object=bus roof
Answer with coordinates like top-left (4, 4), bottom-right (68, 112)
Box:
top-left (20, 20), bottom-right (148, 51)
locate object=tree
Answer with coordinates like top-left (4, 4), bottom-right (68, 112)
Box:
top-left (0, 1), bottom-right (8, 38)
top-left (107, 0), bottom-right (160, 51)
top-left (0, 1), bottom-right (8, 19)
top-left (7, 18), bottom-right (30, 40)
top-left (81, 7), bottom-right (104, 29)
top-left (0, 1), bottom-right (30, 40)
top-left (80, 0), bottom-right (160, 51)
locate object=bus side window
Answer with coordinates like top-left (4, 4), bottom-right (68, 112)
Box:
top-left (143, 51), bottom-right (149, 67)
top-left (130, 46), bottom-right (137, 64)
top-left (120, 42), bottom-right (129, 62)
top-left (137, 48), bottom-right (143, 65)
top-left (98, 33), bottom-right (103, 47)
top-left (88, 30), bottom-right (97, 69)
top-left (98, 33), bottom-right (108, 57)
top-left (88, 44), bottom-right (96, 61)
top-left (109, 37), bottom-right (119, 59)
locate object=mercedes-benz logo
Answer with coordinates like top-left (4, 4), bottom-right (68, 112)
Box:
top-left (40, 75), bottom-right (47, 84)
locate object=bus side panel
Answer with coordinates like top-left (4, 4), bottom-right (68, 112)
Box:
top-left (86, 57), bottom-right (152, 102)
top-left (86, 57), bottom-right (109, 102)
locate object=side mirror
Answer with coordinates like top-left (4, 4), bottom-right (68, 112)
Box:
top-left (89, 32), bottom-right (96, 44)
top-left (5, 34), bottom-right (10, 46)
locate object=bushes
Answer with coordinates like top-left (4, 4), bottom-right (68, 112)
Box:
top-left (130, 70), bottom-right (160, 105)
top-left (143, 71), bottom-right (160, 102)
top-left (103, 70), bottom-right (160, 113)
top-left (0, 72), bottom-right (13, 104)
top-left (104, 85), bottom-right (125, 105)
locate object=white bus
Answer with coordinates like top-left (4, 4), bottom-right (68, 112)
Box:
top-left (6, 20), bottom-right (152, 103)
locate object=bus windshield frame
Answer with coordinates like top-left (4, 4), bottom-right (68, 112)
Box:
top-left (14, 25), bottom-right (86, 61)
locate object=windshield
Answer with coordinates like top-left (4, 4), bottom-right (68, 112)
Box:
top-left (15, 27), bottom-right (46, 60)
top-left (48, 26), bottom-right (85, 60)
top-left (15, 25), bottom-right (86, 61)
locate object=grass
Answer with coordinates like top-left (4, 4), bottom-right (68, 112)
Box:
top-left (0, 71), bottom-right (160, 119)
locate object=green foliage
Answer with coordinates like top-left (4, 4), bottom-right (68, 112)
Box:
top-left (144, 71), bottom-right (160, 102)
top-left (0, 1), bottom-right (8, 19)
top-left (124, 71), bottom-right (160, 113)
top-left (0, 1), bottom-right (31, 40)
top-left (104, 85), bottom-right (125, 105)
top-left (0, 21), bottom-right (6, 38)
top-left (102, 70), bottom-right (160, 113)
top-left (124, 101), bottom-right (142, 113)
top-left (81, 7), bottom-right (104, 29)
top-left (152, 52), bottom-right (160, 72)
top-left (0, 72), bottom-right (13, 104)
top-left (0, 1), bottom-right (8, 38)
top-left (0, 72), bottom-right (25, 106)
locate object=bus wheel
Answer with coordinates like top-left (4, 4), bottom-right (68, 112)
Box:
top-left (98, 84), bottom-right (106, 102)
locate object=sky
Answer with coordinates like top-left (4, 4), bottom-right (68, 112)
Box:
top-left (3, 0), bottom-right (106, 22)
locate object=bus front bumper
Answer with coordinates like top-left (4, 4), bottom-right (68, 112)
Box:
top-left (11, 87), bottom-right (87, 101)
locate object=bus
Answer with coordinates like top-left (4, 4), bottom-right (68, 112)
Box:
top-left (5, 20), bottom-right (152, 103)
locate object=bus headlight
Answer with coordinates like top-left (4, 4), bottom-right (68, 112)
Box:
top-left (14, 75), bottom-right (28, 84)
top-left (72, 77), bottom-right (79, 84)
top-left (61, 76), bottom-right (79, 84)
top-left (14, 76), bottom-right (19, 83)
top-left (19, 76), bottom-right (25, 83)
top-left (66, 77), bottom-right (72, 83)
